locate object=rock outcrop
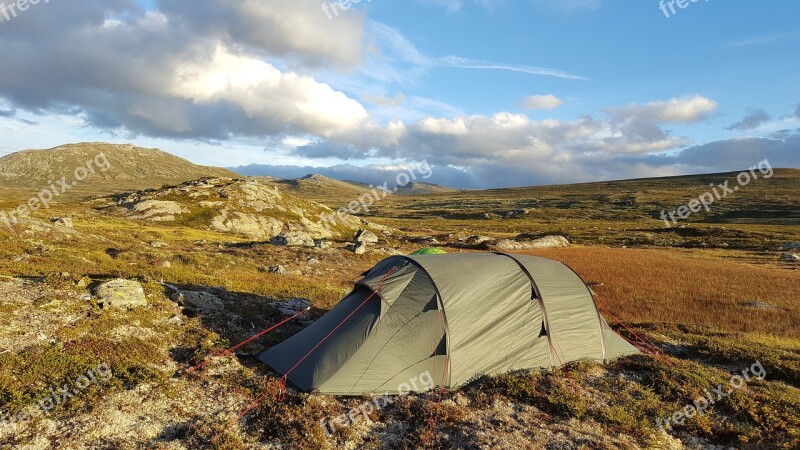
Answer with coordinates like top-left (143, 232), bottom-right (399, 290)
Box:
top-left (129, 200), bottom-right (189, 222)
top-left (353, 229), bottom-right (379, 244)
top-left (490, 235), bottom-right (570, 251)
top-left (93, 279), bottom-right (147, 309)
top-left (271, 231), bottom-right (316, 247)
top-left (172, 291), bottom-right (224, 312)
top-left (107, 178), bottom-right (374, 240)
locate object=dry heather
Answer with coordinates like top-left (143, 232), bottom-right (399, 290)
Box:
top-left (524, 247), bottom-right (800, 338)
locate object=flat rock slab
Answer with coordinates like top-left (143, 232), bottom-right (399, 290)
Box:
top-left (741, 301), bottom-right (788, 311)
top-left (94, 279), bottom-right (147, 309)
top-left (172, 291), bottom-right (225, 312)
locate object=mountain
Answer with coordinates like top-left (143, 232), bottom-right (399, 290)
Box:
top-left (0, 143), bottom-right (238, 199)
top-left (263, 174), bottom-right (368, 201)
top-left (256, 174), bottom-right (457, 205)
top-left (393, 181), bottom-right (457, 195)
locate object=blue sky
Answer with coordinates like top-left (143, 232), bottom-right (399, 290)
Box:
top-left (0, 0), bottom-right (798, 188)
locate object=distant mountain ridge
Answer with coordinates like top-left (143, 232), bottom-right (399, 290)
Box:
top-left (0, 143), bottom-right (238, 199)
top-left (394, 181), bottom-right (456, 195)
top-left (256, 173), bottom-right (458, 204)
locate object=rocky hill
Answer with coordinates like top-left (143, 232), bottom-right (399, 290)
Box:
top-left (98, 177), bottom-right (379, 241)
top-left (265, 174), bottom-right (367, 200)
top-left (0, 143), bottom-right (238, 199)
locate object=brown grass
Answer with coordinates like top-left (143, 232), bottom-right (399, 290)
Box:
top-left (522, 247), bottom-right (800, 338)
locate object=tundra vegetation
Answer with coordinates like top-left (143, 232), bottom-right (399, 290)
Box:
top-left (0, 146), bottom-right (797, 449)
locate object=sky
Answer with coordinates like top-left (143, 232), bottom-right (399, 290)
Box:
top-left (0, 0), bottom-right (798, 188)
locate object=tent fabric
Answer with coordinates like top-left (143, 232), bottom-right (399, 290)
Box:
top-left (259, 252), bottom-right (638, 395)
top-left (410, 247), bottom-right (448, 255)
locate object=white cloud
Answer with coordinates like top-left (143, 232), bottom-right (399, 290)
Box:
top-left (367, 22), bottom-right (586, 80)
top-left (598, 96), bottom-right (719, 154)
top-left (160, 0), bottom-right (367, 67)
top-left (726, 32), bottom-right (797, 48)
top-left (361, 93), bottom-right (406, 107)
top-left (605, 96), bottom-right (719, 124)
top-left (169, 46), bottom-right (370, 138)
top-left (523, 94), bottom-right (564, 110)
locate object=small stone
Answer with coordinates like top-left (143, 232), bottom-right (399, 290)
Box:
top-left (167, 314), bottom-right (184, 324)
top-left (76, 277), bottom-right (92, 289)
top-left (353, 229), bottom-right (379, 244)
top-left (50, 217), bottom-right (74, 228)
top-left (268, 265), bottom-right (288, 275)
top-left (780, 252), bottom-right (799, 262)
top-left (503, 209), bottom-right (530, 218)
top-left (351, 241), bottom-right (367, 254)
top-left (314, 240), bottom-right (332, 249)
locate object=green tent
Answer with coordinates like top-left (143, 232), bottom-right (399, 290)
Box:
top-left (259, 253), bottom-right (638, 395)
top-left (410, 247), bottom-right (447, 255)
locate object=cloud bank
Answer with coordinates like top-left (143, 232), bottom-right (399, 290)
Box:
top-left (0, 1), bottom-right (796, 189)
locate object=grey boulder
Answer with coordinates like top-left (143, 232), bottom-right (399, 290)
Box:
top-left (94, 279), bottom-right (147, 309)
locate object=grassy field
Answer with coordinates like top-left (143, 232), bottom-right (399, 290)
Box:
top-left (334, 169), bottom-right (800, 251)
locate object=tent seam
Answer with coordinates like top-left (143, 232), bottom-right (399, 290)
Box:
top-left (403, 256), bottom-right (452, 387)
top-left (493, 253), bottom-right (556, 368)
